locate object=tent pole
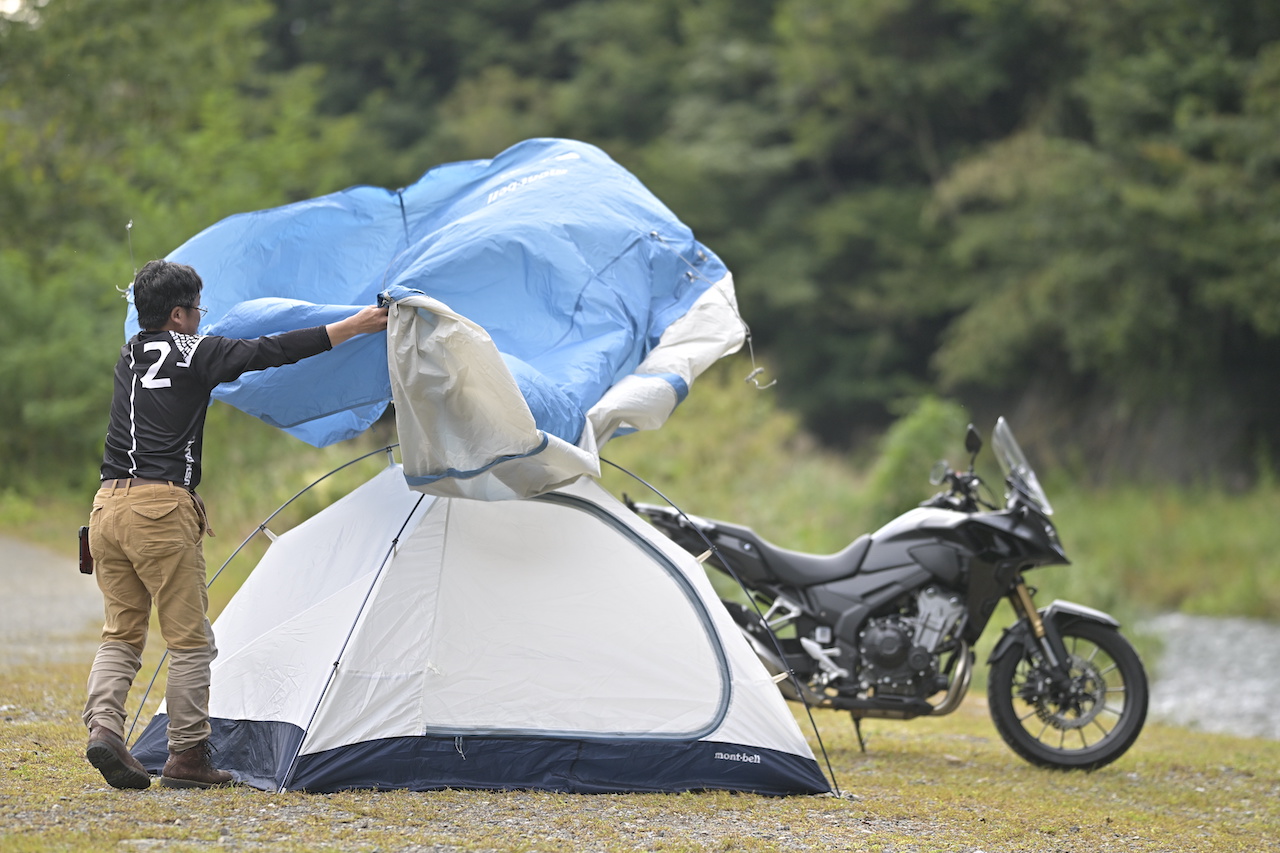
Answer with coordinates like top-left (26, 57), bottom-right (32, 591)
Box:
top-left (276, 493), bottom-right (426, 793)
top-left (125, 445), bottom-right (400, 745)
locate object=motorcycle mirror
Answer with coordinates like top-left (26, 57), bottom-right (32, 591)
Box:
top-left (965, 423), bottom-right (982, 456)
top-left (965, 423), bottom-right (982, 473)
top-left (929, 460), bottom-right (949, 486)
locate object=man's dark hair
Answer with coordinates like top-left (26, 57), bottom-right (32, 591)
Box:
top-left (133, 260), bottom-right (203, 330)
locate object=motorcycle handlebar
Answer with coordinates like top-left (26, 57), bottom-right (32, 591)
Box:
top-left (921, 468), bottom-right (995, 512)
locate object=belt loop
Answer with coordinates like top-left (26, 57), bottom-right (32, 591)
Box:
top-left (122, 479), bottom-right (130, 496)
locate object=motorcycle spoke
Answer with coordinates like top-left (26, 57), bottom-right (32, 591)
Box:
top-left (1010, 648), bottom-right (1123, 748)
top-left (990, 622), bottom-right (1146, 768)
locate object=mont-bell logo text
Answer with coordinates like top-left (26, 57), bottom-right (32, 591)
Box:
top-left (714, 751), bottom-right (762, 764)
top-left (486, 168), bottom-right (569, 204)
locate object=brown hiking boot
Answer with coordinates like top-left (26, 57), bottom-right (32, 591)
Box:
top-left (160, 740), bottom-right (234, 789)
top-left (86, 724), bottom-right (151, 790)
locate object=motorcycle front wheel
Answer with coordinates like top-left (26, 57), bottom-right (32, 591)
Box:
top-left (988, 619), bottom-right (1148, 770)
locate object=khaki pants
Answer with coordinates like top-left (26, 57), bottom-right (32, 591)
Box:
top-left (82, 481), bottom-right (217, 752)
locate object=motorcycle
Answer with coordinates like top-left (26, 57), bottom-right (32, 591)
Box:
top-left (629, 417), bottom-right (1148, 770)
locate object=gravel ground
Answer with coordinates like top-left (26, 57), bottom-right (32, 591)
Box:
top-left (1144, 611), bottom-right (1280, 740)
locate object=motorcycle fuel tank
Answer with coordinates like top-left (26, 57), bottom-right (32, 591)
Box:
top-left (862, 507), bottom-right (971, 584)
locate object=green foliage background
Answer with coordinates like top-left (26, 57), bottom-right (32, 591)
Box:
top-left (4, 0), bottom-right (1280, 491)
top-left (2, 0), bottom-right (1279, 624)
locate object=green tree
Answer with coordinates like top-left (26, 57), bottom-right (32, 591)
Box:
top-left (742, 0), bottom-right (1078, 442)
top-left (260, 0), bottom-right (578, 184)
top-left (929, 0), bottom-right (1280, 477)
top-left (0, 0), bottom-right (358, 489)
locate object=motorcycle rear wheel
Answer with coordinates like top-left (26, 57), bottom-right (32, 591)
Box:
top-left (988, 619), bottom-right (1148, 770)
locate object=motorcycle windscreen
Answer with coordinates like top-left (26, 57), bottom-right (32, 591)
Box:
top-left (298, 490), bottom-right (730, 755)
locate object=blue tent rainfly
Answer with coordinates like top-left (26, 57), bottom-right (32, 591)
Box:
top-left (131, 138), bottom-right (746, 499)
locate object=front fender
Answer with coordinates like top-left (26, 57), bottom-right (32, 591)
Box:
top-left (988, 599), bottom-right (1122, 664)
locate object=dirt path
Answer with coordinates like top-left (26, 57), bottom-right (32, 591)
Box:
top-left (0, 535), bottom-right (103, 667)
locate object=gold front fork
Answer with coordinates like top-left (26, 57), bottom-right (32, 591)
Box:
top-left (1010, 577), bottom-right (1068, 671)
top-left (1011, 578), bottom-right (1046, 639)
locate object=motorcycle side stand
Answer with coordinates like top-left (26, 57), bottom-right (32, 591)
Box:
top-left (852, 717), bottom-right (868, 753)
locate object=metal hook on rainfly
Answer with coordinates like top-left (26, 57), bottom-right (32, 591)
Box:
top-left (744, 367), bottom-right (776, 390)
top-left (116, 220), bottom-right (139, 299)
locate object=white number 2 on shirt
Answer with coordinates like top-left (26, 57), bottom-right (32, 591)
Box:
top-left (140, 341), bottom-right (172, 389)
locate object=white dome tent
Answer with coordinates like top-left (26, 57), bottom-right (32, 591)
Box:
top-left (132, 458), bottom-right (830, 794)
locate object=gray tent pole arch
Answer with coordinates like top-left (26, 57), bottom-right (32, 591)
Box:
top-left (124, 445), bottom-right (402, 746)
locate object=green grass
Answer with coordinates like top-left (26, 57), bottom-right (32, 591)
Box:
top-left (2, 660), bottom-right (1277, 852)
top-left (1046, 483), bottom-right (1280, 620)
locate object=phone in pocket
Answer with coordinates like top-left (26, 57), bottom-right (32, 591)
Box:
top-left (79, 525), bottom-right (94, 575)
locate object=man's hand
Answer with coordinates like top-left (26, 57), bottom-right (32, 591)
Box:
top-left (326, 306), bottom-right (389, 347)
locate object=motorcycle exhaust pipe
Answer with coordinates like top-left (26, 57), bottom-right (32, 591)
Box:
top-left (927, 643), bottom-right (974, 716)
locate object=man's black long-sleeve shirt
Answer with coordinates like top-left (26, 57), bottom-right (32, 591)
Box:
top-left (100, 327), bottom-right (331, 489)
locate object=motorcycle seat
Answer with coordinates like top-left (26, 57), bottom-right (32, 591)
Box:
top-left (712, 520), bottom-right (872, 586)
top-left (759, 534), bottom-right (873, 586)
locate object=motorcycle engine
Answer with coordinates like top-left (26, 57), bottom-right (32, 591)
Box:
top-left (857, 587), bottom-right (966, 697)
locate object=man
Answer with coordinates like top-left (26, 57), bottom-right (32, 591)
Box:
top-left (83, 259), bottom-right (388, 790)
